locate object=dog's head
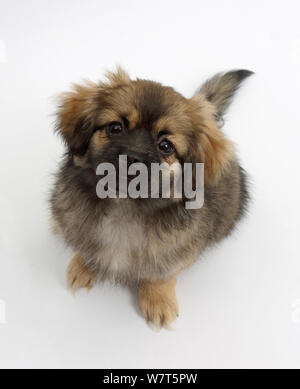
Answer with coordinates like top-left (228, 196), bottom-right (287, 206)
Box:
top-left (55, 67), bottom-right (252, 190)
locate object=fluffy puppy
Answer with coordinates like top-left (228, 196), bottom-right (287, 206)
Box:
top-left (50, 67), bottom-right (252, 328)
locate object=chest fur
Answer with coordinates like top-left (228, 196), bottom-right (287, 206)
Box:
top-left (94, 208), bottom-right (147, 273)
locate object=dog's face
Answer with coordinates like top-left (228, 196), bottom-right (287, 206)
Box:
top-left (56, 68), bottom-right (252, 190)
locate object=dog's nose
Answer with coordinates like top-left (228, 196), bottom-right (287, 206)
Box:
top-left (126, 151), bottom-right (144, 166)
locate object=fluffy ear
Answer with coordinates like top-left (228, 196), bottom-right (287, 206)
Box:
top-left (197, 69), bottom-right (253, 123)
top-left (55, 67), bottom-right (130, 155)
top-left (189, 69), bottom-right (253, 183)
top-left (55, 81), bottom-right (99, 155)
top-left (189, 94), bottom-right (234, 184)
top-left (197, 125), bottom-right (233, 184)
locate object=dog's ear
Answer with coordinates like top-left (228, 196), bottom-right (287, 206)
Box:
top-left (189, 94), bottom-right (233, 184)
top-left (55, 67), bottom-right (131, 155)
top-left (189, 70), bottom-right (253, 184)
top-left (55, 81), bottom-right (99, 155)
top-left (197, 69), bottom-right (253, 123)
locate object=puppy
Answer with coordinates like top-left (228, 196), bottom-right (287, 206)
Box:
top-left (50, 67), bottom-right (252, 328)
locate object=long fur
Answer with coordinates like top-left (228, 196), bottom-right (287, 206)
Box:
top-left (50, 68), bottom-right (252, 326)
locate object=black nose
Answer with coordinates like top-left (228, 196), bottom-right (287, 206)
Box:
top-left (126, 151), bottom-right (144, 166)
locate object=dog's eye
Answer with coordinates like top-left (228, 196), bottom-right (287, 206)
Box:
top-left (158, 138), bottom-right (175, 155)
top-left (106, 121), bottom-right (123, 136)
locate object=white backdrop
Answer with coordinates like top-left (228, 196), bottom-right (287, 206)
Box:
top-left (0, 0), bottom-right (300, 368)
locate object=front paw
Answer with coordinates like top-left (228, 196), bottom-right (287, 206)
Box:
top-left (138, 278), bottom-right (179, 329)
top-left (67, 254), bottom-right (95, 292)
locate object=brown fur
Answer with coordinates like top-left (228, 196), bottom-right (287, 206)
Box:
top-left (51, 67), bottom-right (252, 328)
top-left (67, 253), bottom-right (95, 292)
top-left (139, 276), bottom-right (178, 329)
top-left (56, 68), bottom-right (233, 183)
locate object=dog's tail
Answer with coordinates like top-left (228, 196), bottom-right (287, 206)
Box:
top-left (196, 69), bottom-right (254, 123)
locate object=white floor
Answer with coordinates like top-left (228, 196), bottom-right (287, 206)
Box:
top-left (1, 0), bottom-right (300, 369)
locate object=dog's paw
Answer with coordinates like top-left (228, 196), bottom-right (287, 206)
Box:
top-left (67, 254), bottom-right (95, 292)
top-left (138, 278), bottom-right (178, 329)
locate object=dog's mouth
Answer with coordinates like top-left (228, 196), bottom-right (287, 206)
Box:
top-left (97, 169), bottom-right (151, 194)
top-left (92, 153), bottom-right (182, 200)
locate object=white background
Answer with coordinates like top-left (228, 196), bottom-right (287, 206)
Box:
top-left (0, 0), bottom-right (300, 369)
